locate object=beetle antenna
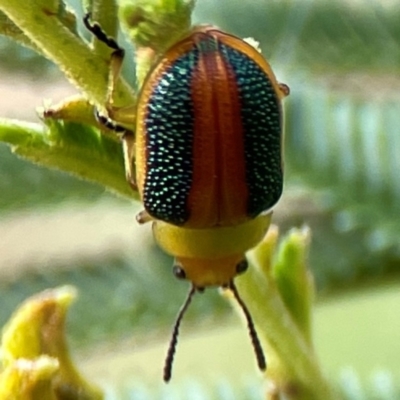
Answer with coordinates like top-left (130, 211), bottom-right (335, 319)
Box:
top-left (228, 280), bottom-right (266, 371)
top-left (164, 284), bottom-right (196, 382)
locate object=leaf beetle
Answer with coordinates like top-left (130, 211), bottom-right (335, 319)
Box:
top-left (84, 15), bottom-right (289, 382)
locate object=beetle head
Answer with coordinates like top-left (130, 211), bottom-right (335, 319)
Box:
top-left (172, 255), bottom-right (248, 288)
top-left (152, 213), bottom-right (272, 281)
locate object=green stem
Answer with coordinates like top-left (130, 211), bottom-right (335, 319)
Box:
top-left (0, 10), bottom-right (40, 53)
top-left (236, 267), bottom-right (341, 400)
top-left (0, 0), bottom-right (135, 110)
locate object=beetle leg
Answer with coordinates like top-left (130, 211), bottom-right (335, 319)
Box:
top-left (84, 13), bottom-right (138, 192)
top-left (104, 53), bottom-right (137, 126)
top-left (121, 130), bottom-right (138, 190)
top-left (94, 109), bottom-right (137, 190)
top-left (278, 83), bottom-right (290, 98)
top-left (107, 105), bottom-right (137, 126)
top-left (95, 109), bottom-right (127, 133)
top-left (83, 13), bottom-right (127, 121)
top-left (105, 42), bottom-right (125, 118)
top-left (136, 210), bottom-right (153, 224)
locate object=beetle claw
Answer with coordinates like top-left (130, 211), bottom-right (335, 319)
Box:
top-left (136, 210), bottom-right (153, 224)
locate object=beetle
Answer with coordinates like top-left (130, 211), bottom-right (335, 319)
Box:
top-left (83, 15), bottom-right (289, 382)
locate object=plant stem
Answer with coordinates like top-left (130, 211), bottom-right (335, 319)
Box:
top-left (0, 0), bottom-right (135, 111)
top-left (237, 267), bottom-right (341, 400)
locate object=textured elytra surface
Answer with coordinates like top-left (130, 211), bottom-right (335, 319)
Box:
top-left (143, 35), bottom-right (282, 225)
top-left (143, 53), bottom-right (196, 224)
top-left (223, 45), bottom-right (283, 216)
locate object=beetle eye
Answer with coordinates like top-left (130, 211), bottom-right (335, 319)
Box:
top-left (236, 259), bottom-right (249, 275)
top-left (172, 263), bottom-right (187, 280)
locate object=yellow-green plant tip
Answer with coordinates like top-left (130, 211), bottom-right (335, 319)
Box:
top-left (119, 0), bottom-right (195, 52)
top-left (1, 286), bottom-right (103, 400)
top-left (249, 224), bottom-right (279, 277)
top-left (273, 227), bottom-right (314, 343)
top-left (0, 356), bottom-right (59, 400)
top-left (41, 95), bottom-right (98, 127)
top-left (1, 286), bottom-right (75, 364)
top-left (119, 0), bottom-right (194, 85)
top-left (48, 284), bottom-right (77, 306)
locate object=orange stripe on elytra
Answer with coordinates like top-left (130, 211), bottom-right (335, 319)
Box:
top-left (186, 34), bottom-right (248, 228)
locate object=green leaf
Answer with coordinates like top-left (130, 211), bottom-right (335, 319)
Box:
top-left (0, 118), bottom-right (136, 199)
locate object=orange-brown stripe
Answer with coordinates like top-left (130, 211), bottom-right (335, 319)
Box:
top-left (186, 33), bottom-right (248, 228)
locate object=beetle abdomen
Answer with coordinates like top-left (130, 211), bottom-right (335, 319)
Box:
top-left (136, 28), bottom-right (284, 228)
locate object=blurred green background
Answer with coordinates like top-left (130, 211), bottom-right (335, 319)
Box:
top-left (0, 0), bottom-right (399, 398)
